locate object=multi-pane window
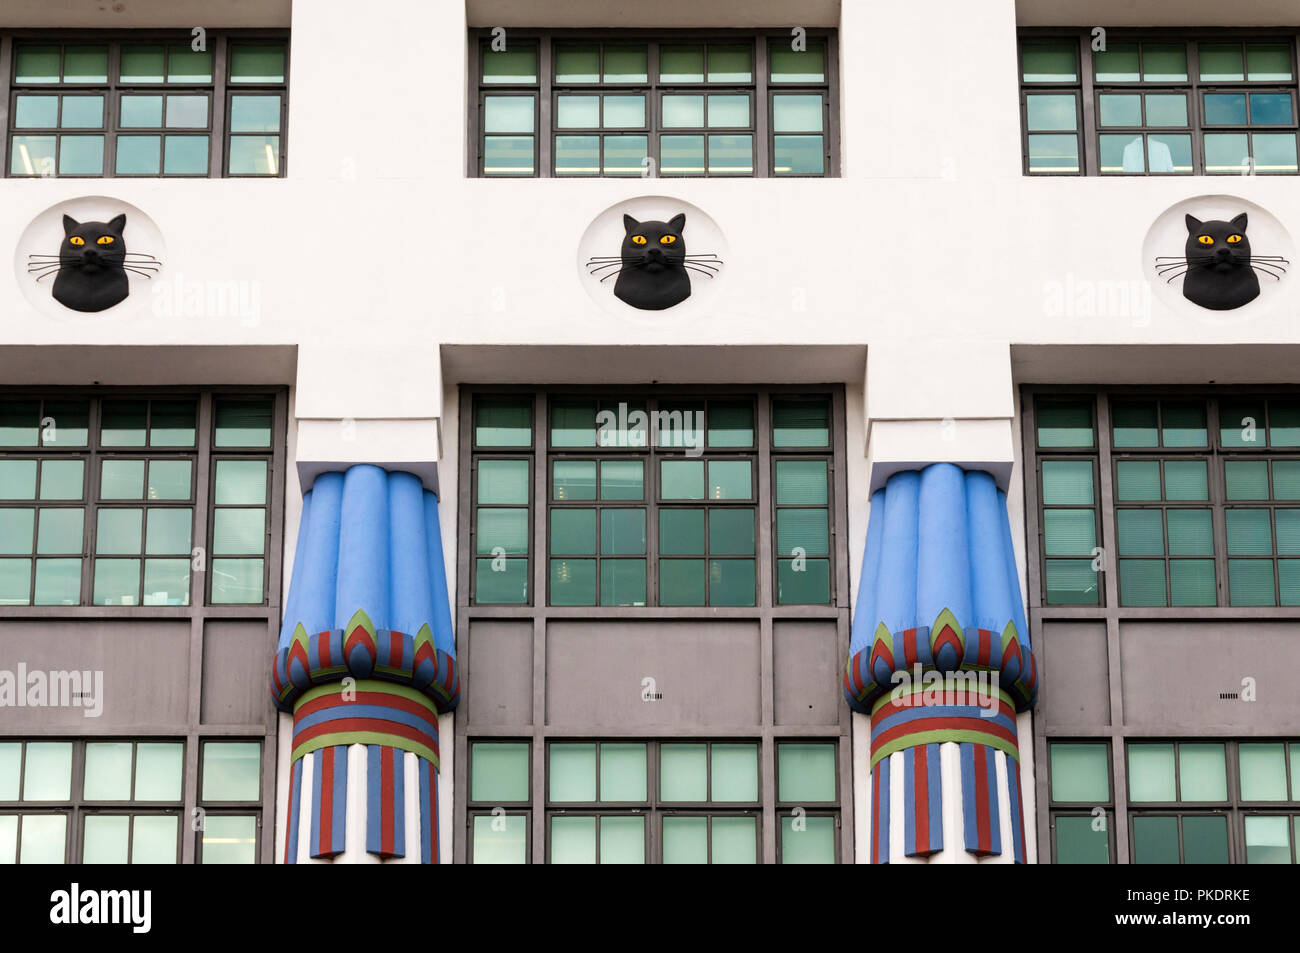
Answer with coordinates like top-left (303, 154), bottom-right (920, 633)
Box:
top-left (196, 740), bottom-right (262, 864)
top-left (1019, 32), bottom-right (1299, 175)
top-left (0, 392), bottom-right (277, 607)
top-left (470, 391), bottom-right (837, 607)
top-left (5, 34), bottom-right (288, 177)
top-left (467, 741), bottom-right (531, 864)
top-left (0, 739), bottom-right (184, 863)
top-left (1048, 741), bottom-right (1114, 864)
top-left (1031, 392), bottom-right (1300, 607)
top-left (473, 31), bottom-right (835, 177)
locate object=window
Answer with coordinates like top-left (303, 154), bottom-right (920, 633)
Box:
top-left (1029, 392), bottom-right (1300, 607)
top-left (473, 31), bottom-right (836, 177)
top-left (1048, 741), bottom-right (1114, 863)
top-left (0, 392), bottom-right (279, 607)
top-left (467, 741), bottom-right (531, 864)
top-left (196, 740), bottom-right (262, 864)
top-left (5, 33), bottom-right (288, 177)
top-left (776, 742), bottom-right (838, 863)
top-left (0, 739), bottom-right (184, 863)
top-left (469, 390), bottom-right (837, 607)
top-left (1019, 32), bottom-right (1298, 175)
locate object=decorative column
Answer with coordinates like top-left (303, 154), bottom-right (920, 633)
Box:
top-left (270, 465), bottom-right (459, 863)
top-left (844, 464), bottom-right (1037, 863)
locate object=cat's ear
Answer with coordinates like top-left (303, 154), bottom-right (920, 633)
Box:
top-left (1231, 212), bottom-right (1248, 232)
top-left (62, 214), bottom-right (80, 236)
top-left (667, 213), bottom-right (686, 233)
top-left (1185, 214), bottom-right (1203, 232)
top-left (107, 213), bottom-right (127, 234)
top-left (623, 214), bottom-right (641, 232)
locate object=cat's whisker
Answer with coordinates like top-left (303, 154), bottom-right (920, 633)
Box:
top-left (34, 270), bottom-right (61, 282)
top-left (682, 267), bottom-right (716, 279)
top-left (1249, 265), bottom-right (1284, 281)
top-left (599, 265), bottom-right (643, 283)
top-left (122, 267), bottom-right (155, 279)
top-left (1163, 271), bottom-right (1190, 284)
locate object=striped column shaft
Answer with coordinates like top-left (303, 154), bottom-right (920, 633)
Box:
top-left (310, 745), bottom-right (349, 858)
top-left (960, 742), bottom-right (1002, 857)
top-left (902, 743), bottom-right (944, 858)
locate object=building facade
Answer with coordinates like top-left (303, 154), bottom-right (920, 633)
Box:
top-left (1, 0), bottom-right (1299, 865)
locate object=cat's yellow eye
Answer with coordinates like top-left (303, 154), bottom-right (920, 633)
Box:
top-left (1197, 235), bottom-right (1215, 245)
top-left (1227, 234), bottom-right (1243, 244)
top-left (631, 235), bottom-right (647, 245)
top-left (96, 236), bottom-right (114, 245)
top-left (69, 236), bottom-right (84, 245)
top-left (659, 235), bottom-right (677, 245)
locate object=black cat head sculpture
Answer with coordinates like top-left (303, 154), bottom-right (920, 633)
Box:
top-left (1155, 213), bottom-right (1288, 311)
top-left (27, 214), bottom-right (160, 313)
top-left (585, 213), bottom-right (722, 311)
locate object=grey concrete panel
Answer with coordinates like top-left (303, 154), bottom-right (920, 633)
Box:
top-left (773, 621), bottom-right (840, 726)
top-left (202, 620), bottom-right (275, 725)
top-left (467, 621), bottom-right (534, 727)
top-left (1040, 621), bottom-right (1111, 727)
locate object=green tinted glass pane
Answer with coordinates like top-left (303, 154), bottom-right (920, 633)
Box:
top-left (1275, 509), bottom-right (1300, 555)
top-left (603, 134), bottom-right (648, 174)
top-left (478, 459), bottom-right (529, 505)
top-left (199, 815), bottom-right (256, 864)
top-left (770, 42), bottom-right (824, 82)
top-left (550, 558), bottom-right (595, 605)
top-left (601, 508), bottom-right (645, 555)
top-left (228, 95), bottom-right (277, 135)
top-left (34, 558), bottom-right (80, 605)
top-left (214, 400), bottom-right (271, 447)
top-left (60, 95), bottom-right (103, 129)
top-left (656, 403), bottom-right (703, 449)
top-left (164, 94), bottom-right (208, 129)
top-left (484, 131), bottom-right (533, 171)
top-left (142, 399), bottom-right (189, 440)
top-left (131, 815), bottom-right (177, 864)
top-left (551, 508), bottom-right (596, 554)
top-left (83, 816), bottom-right (129, 864)
top-left (58, 134), bottom-right (104, 174)
top-left (1205, 92), bottom-right (1248, 126)
top-left (773, 400), bottom-right (830, 447)
top-left (1280, 559), bottom-right (1300, 605)
top-left (1143, 43), bottom-right (1188, 81)
top-left (1113, 402), bottom-right (1158, 446)
top-left (475, 557), bottom-right (527, 604)
top-left (711, 509), bottom-right (756, 556)
top-left (1244, 815), bottom-right (1291, 864)
top-left (213, 461), bottom-right (265, 506)
top-left (201, 741), bottom-right (260, 801)
top-left (600, 743), bottom-right (646, 802)
top-left (1051, 743), bottom-right (1110, 801)
top-left (1227, 509), bottom-right (1272, 555)
top-left (551, 401), bottom-right (596, 447)
top-left (101, 459), bottom-right (144, 499)
top-left (486, 98), bottom-right (536, 138)
top-left (707, 44), bottom-right (752, 82)
top-left (660, 744), bottom-right (707, 801)
top-left (84, 742), bottom-right (133, 800)
top-left (1170, 560), bottom-right (1215, 606)
top-left (1225, 461), bottom-right (1269, 500)
top-left (1229, 559), bottom-right (1276, 606)
top-left (604, 47), bottom-right (648, 83)
top-left (1099, 133), bottom-right (1145, 172)
top-left (776, 460), bottom-right (828, 505)
top-left (660, 558), bottom-right (705, 605)
top-left (1178, 815), bottom-right (1229, 864)
top-left (0, 510), bottom-right (34, 554)
top-left (713, 744), bottom-right (759, 802)
top-left (116, 135), bottom-right (161, 173)
top-left (778, 743), bottom-right (835, 802)
top-left (135, 742), bottom-right (182, 800)
top-left (24, 742), bottom-right (72, 800)
top-left (145, 508), bottom-right (191, 555)
top-left (1250, 92), bottom-right (1292, 124)
top-left (1253, 132), bottom-right (1298, 172)
top-left (471, 742), bottom-right (529, 802)
top-left (230, 44), bottom-right (285, 82)
top-left (661, 45), bottom-right (704, 82)
top-left (776, 508), bottom-right (826, 557)
top-left (210, 557), bottom-right (262, 604)
top-left (712, 815), bottom-right (757, 864)
top-left (1022, 41), bottom-right (1078, 82)
top-left (1120, 559), bottom-right (1166, 606)
top-left (660, 509), bottom-right (704, 555)
top-left (1115, 461), bottom-right (1159, 501)
top-left (1042, 460), bottom-right (1095, 504)
top-left (1247, 42), bottom-right (1293, 81)
top-left (40, 460), bottom-right (84, 500)
top-left (773, 93), bottom-right (822, 133)
top-left (38, 508), bottom-right (83, 555)
top-left (1036, 400), bottom-right (1093, 447)
top-left (0, 744), bottom-right (20, 800)
top-left (1055, 820), bottom-right (1109, 863)
top-left (1167, 509), bottom-right (1212, 555)
top-left (1162, 402), bottom-right (1206, 446)
top-left (661, 460), bottom-right (704, 500)
top-left (1240, 743), bottom-right (1288, 801)
top-left (1044, 508), bottom-right (1096, 556)
top-left (19, 815), bottom-right (66, 863)
top-left (1221, 401), bottom-right (1265, 448)
top-left (1095, 43), bottom-right (1139, 82)
top-left (0, 559), bottom-right (31, 605)
top-left (13, 95), bottom-right (58, 128)
top-left (0, 459), bottom-right (38, 498)
top-left (478, 509), bottom-right (528, 556)
top-left (600, 460), bottom-right (643, 500)
top-left (120, 45), bottom-right (164, 82)
top-left (1028, 93), bottom-right (1079, 131)
top-left (1045, 558), bottom-right (1098, 604)
top-left (10, 135), bottom-right (56, 175)
top-left (781, 815), bottom-right (835, 863)
top-left (1128, 744), bottom-right (1176, 802)
top-left (707, 402), bottom-right (753, 447)
top-left (549, 744), bottom-right (596, 802)
top-left (1131, 816), bottom-right (1180, 863)
top-left (1177, 744), bottom-right (1227, 802)
top-left (475, 399), bottom-right (531, 447)
top-left (1200, 43), bottom-right (1244, 81)
top-left (778, 558), bottom-right (830, 604)
top-left (603, 94), bottom-right (645, 129)
top-left (472, 814), bottom-right (526, 864)
top-left (37, 400), bottom-right (86, 447)
top-left (212, 508), bottom-right (264, 555)
top-left (707, 460), bottom-right (750, 500)
top-left (1164, 460), bottom-right (1209, 501)
top-left (1145, 93), bottom-right (1188, 127)
top-left (553, 460), bottom-right (596, 501)
top-left (167, 46), bottom-right (212, 82)
top-left (120, 95), bottom-right (163, 128)
top-left (662, 816), bottom-right (707, 864)
top-left (1204, 133), bottom-right (1250, 173)
top-left (93, 558), bottom-right (139, 605)
top-left (64, 45), bottom-right (108, 82)
top-left (773, 134), bottom-right (823, 174)
top-left (662, 95), bottom-right (704, 129)
top-left (710, 133), bottom-right (755, 174)
top-left (482, 47), bottom-right (536, 83)
top-left (15, 46), bottom-right (60, 83)
top-left (709, 558), bottom-right (754, 606)
top-left (144, 557), bottom-right (189, 605)
top-left (1270, 401), bottom-right (1300, 446)
top-left (600, 559), bottom-right (645, 606)
top-left (550, 816), bottom-right (596, 864)
top-left (599, 815), bottom-right (644, 864)
top-left (555, 44), bottom-right (599, 83)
